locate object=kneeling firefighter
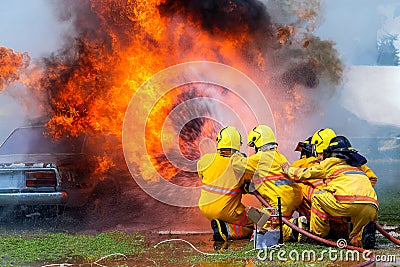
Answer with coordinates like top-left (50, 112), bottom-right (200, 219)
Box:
top-left (282, 136), bottom-right (378, 248)
top-left (292, 136), bottom-right (321, 219)
top-left (197, 126), bottom-right (254, 241)
top-left (311, 128), bottom-right (377, 188)
top-left (295, 130), bottom-right (349, 239)
top-left (310, 128), bottom-right (378, 239)
top-left (231, 125), bottom-right (304, 242)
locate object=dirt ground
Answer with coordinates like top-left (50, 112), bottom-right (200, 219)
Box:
top-left (0, 172), bottom-right (211, 234)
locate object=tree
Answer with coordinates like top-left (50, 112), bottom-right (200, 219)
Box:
top-left (377, 34), bottom-right (400, 66)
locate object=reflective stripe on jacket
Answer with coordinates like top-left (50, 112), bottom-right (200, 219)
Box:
top-left (197, 152), bottom-right (250, 219)
top-left (287, 157), bottom-right (378, 207)
top-left (291, 156), bottom-right (322, 188)
top-left (231, 149), bottom-right (303, 209)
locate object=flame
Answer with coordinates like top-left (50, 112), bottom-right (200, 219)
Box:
top-left (1, 0), bottom-right (343, 182)
top-left (276, 26), bottom-right (294, 45)
top-left (93, 154), bottom-right (116, 178)
top-left (0, 46), bottom-right (30, 90)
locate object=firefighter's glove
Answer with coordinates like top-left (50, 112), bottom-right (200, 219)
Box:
top-left (281, 162), bottom-right (290, 175)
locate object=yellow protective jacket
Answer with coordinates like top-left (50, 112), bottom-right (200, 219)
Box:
top-left (197, 151), bottom-right (250, 220)
top-left (292, 157), bottom-right (377, 188)
top-left (361, 164), bottom-right (378, 187)
top-left (292, 156), bottom-right (318, 168)
top-left (232, 149), bottom-right (303, 215)
top-left (291, 156), bottom-right (323, 206)
top-left (287, 157), bottom-right (378, 208)
top-left (291, 156), bottom-right (323, 188)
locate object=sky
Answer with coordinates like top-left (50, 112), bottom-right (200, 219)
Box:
top-left (0, 0), bottom-right (69, 141)
top-left (0, 0), bottom-right (399, 142)
top-left (1, 1), bottom-right (399, 61)
top-left (315, 0), bottom-right (400, 65)
top-left (314, 0), bottom-right (400, 132)
top-left (0, 0), bottom-right (68, 59)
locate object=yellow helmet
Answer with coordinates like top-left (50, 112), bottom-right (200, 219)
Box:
top-left (311, 128), bottom-right (336, 154)
top-left (247, 125), bottom-right (276, 148)
top-left (216, 126), bottom-right (242, 151)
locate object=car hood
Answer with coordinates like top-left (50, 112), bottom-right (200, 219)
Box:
top-left (0, 153), bottom-right (85, 165)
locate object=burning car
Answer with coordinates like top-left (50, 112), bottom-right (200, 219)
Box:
top-left (0, 125), bottom-right (119, 219)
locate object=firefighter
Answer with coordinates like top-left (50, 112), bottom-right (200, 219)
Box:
top-left (282, 136), bottom-right (378, 248)
top-left (311, 128), bottom-right (377, 187)
top-left (293, 134), bottom-right (347, 239)
top-left (197, 126), bottom-right (254, 241)
top-left (309, 128), bottom-right (377, 238)
top-left (231, 125), bottom-right (304, 242)
top-left (292, 137), bottom-right (320, 219)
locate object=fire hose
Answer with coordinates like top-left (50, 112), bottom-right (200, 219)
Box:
top-left (251, 190), bottom-right (375, 267)
top-left (376, 223), bottom-right (400, 246)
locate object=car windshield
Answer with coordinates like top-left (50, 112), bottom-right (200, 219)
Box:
top-left (0, 126), bottom-right (85, 155)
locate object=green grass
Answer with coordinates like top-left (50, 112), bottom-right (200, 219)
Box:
top-left (376, 185), bottom-right (400, 226)
top-left (0, 185), bottom-right (398, 267)
top-left (0, 230), bottom-right (145, 266)
top-left (0, 230), bottom-right (331, 267)
top-left (0, 230), bottom-right (398, 267)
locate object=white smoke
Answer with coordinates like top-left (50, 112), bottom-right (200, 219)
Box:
top-left (307, 0), bottom-right (400, 130)
top-left (0, 0), bottom-right (70, 141)
top-left (341, 66), bottom-right (400, 127)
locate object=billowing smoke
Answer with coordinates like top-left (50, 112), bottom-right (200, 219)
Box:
top-left (2, 0), bottom-right (346, 189)
top-left (3, 0), bottom-right (399, 230)
top-left (159, 0), bottom-right (272, 34)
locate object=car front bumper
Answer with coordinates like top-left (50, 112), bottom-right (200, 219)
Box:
top-left (0, 191), bottom-right (68, 205)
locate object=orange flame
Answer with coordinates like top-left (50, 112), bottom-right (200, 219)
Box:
top-left (0, 46), bottom-right (30, 90)
top-left (93, 154), bottom-right (116, 178)
top-left (1, 0), bottom-right (342, 181)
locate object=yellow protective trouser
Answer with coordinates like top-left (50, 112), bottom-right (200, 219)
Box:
top-left (225, 213), bottom-right (254, 240)
top-left (297, 179), bottom-right (324, 219)
top-left (310, 191), bottom-right (377, 247)
top-left (297, 184), bottom-right (349, 239)
top-left (259, 206), bottom-right (296, 242)
top-left (201, 202), bottom-right (254, 239)
top-left (215, 206), bottom-right (254, 239)
top-left (258, 184), bottom-right (302, 242)
top-left (297, 183), bottom-right (312, 218)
